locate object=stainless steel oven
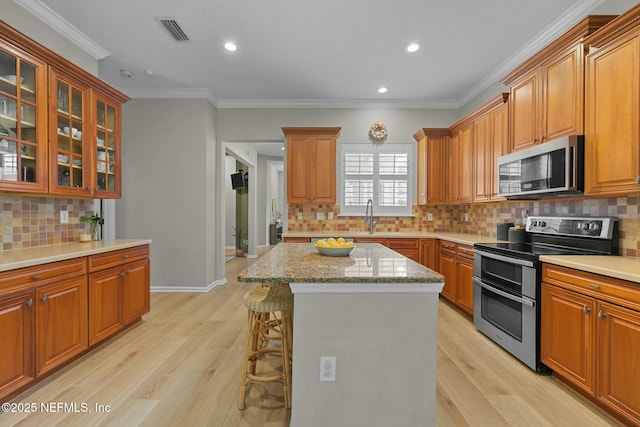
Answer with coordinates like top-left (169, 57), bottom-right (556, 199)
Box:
top-left (473, 216), bottom-right (618, 372)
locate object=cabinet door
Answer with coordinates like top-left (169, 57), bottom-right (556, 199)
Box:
top-left (489, 102), bottom-right (508, 200)
top-left (35, 277), bottom-right (88, 376)
top-left (541, 283), bottom-right (596, 395)
top-left (473, 113), bottom-right (490, 202)
top-left (510, 69), bottom-right (540, 151)
top-left (447, 133), bottom-right (459, 204)
top-left (286, 135), bottom-right (311, 203)
top-left (387, 239), bottom-right (419, 262)
top-left (93, 93), bottom-right (122, 198)
top-left (417, 136), bottom-right (427, 205)
top-left (49, 69), bottom-right (91, 196)
top-left (0, 292), bottom-right (34, 399)
top-left (122, 258), bottom-right (150, 325)
top-left (427, 135), bottom-right (448, 205)
top-left (457, 124), bottom-right (474, 203)
top-left (597, 302), bottom-right (640, 425)
top-left (311, 135), bottom-right (336, 203)
top-left (0, 42), bottom-right (48, 193)
top-left (585, 29), bottom-right (640, 196)
top-left (438, 247), bottom-right (456, 303)
top-left (543, 45), bottom-right (583, 141)
top-left (419, 239), bottom-right (437, 271)
top-left (456, 256), bottom-right (474, 316)
top-left (89, 267), bottom-right (122, 346)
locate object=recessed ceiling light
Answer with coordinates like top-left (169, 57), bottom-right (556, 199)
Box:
top-left (281, 146), bottom-right (285, 151)
top-left (406, 43), bottom-right (420, 53)
top-left (224, 42), bottom-right (237, 52)
top-left (378, 87), bottom-right (388, 94)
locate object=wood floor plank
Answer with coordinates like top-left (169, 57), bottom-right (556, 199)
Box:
top-left (1, 247), bottom-right (623, 426)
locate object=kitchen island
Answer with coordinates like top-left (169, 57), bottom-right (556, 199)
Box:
top-left (238, 243), bottom-right (444, 427)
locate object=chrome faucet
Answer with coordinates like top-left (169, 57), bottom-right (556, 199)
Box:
top-left (365, 198), bottom-right (377, 234)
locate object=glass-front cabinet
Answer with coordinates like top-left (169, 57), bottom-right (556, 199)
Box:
top-left (0, 41), bottom-right (47, 193)
top-left (93, 94), bottom-right (121, 198)
top-left (49, 69), bottom-right (90, 196)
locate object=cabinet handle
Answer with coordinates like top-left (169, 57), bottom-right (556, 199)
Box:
top-left (589, 283), bottom-right (600, 289)
top-left (26, 298), bottom-right (33, 308)
top-left (119, 271), bottom-right (125, 278)
top-left (122, 254), bottom-right (129, 259)
top-left (636, 175), bottom-right (640, 184)
top-left (126, 269), bottom-right (131, 275)
top-left (86, 185), bottom-right (91, 193)
top-left (583, 306), bottom-right (590, 314)
top-left (33, 274), bottom-right (43, 280)
top-left (598, 310), bottom-right (606, 320)
top-left (41, 295), bottom-right (48, 303)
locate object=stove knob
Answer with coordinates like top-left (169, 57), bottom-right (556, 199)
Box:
top-left (577, 222), bottom-right (585, 230)
top-left (530, 220), bottom-right (538, 227)
top-left (539, 221), bottom-right (546, 228)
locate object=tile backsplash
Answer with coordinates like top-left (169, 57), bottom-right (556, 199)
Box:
top-left (288, 196), bottom-right (640, 258)
top-left (1, 196), bottom-right (97, 251)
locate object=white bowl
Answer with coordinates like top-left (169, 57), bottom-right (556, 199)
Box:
top-left (315, 245), bottom-right (355, 257)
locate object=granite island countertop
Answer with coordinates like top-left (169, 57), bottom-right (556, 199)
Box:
top-left (0, 239), bottom-right (152, 272)
top-left (283, 231), bottom-right (501, 246)
top-left (238, 242), bottom-right (445, 284)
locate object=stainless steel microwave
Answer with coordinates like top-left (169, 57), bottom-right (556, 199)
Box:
top-left (498, 135), bottom-right (584, 199)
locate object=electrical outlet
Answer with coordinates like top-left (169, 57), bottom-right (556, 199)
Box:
top-left (316, 212), bottom-right (325, 220)
top-left (464, 212), bottom-right (469, 222)
top-left (60, 210), bottom-right (69, 224)
top-left (320, 356), bottom-right (336, 382)
top-left (328, 212), bottom-right (334, 220)
top-left (427, 213), bottom-right (433, 221)
top-left (297, 212), bottom-right (303, 220)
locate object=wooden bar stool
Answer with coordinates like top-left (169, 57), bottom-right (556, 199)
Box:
top-left (238, 284), bottom-right (293, 410)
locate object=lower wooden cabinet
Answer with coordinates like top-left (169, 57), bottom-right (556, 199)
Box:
top-left (541, 264), bottom-right (640, 426)
top-left (386, 239), bottom-right (420, 262)
top-left (419, 239), bottom-right (437, 271)
top-left (89, 247), bottom-right (150, 345)
top-left (35, 277), bottom-right (88, 376)
top-left (0, 292), bottom-right (34, 399)
top-left (438, 241), bottom-right (474, 315)
top-left (0, 244), bottom-right (150, 403)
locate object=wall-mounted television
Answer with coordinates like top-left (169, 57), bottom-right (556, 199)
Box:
top-left (231, 171), bottom-right (247, 190)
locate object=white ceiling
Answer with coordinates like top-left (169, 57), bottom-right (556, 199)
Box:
top-left (21, 0), bottom-right (620, 110)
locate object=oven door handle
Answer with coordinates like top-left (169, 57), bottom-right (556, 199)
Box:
top-left (473, 278), bottom-right (535, 308)
top-left (473, 249), bottom-right (535, 268)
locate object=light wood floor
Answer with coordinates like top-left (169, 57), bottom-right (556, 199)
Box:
top-left (2, 247), bottom-right (623, 426)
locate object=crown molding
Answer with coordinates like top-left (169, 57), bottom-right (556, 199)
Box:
top-left (121, 87), bottom-right (217, 104)
top-left (215, 98), bottom-right (460, 109)
top-left (15, 0), bottom-right (110, 59)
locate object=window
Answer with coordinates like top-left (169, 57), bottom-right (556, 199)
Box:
top-left (340, 143), bottom-right (413, 216)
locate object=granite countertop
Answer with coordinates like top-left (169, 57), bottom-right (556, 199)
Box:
top-left (238, 242), bottom-right (445, 284)
top-left (283, 231), bottom-right (501, 246)
top-left (0, 239), bottom-right (152, 272)
top-left (540, 255), bottom-right (640, 284)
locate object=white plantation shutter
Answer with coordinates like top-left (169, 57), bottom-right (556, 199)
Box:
top-left (340, 144), bottom-right (413, 216)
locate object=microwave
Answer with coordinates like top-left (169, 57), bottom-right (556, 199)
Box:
top-left (498, 135), bottom-right (584, 199)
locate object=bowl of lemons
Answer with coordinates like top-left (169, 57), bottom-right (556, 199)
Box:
top-left (315, 237), bottom-right (355, 257)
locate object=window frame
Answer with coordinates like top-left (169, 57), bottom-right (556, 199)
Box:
top-left (339, 143), bottom-right (414, 217)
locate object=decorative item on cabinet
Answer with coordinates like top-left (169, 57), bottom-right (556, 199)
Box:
top-left (283, 127), bottom-right (341, 204)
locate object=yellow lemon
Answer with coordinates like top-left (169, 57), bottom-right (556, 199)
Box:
top-left (336, 237), bottom-right (346, 245)
top-left (327, 238), bottom-right (339, 248)
top-left (342, 241), bottom-right (354, 248)
top-left (316, 240), bottom-right (329, 248)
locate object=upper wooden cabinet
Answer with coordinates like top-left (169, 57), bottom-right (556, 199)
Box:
top-left (448, 123), bottom-right (474, 204)
top-left (0, 22), bottom-right (129, 198)
top-left (584, 5), bottom-right (640, 197)
top-left (413, 128), bottom-right (448, 205)
top-left (0, 34), bottom-right (48, 193)
top-left (283, 127), bottom-right (340, 204)
top-left (502, 16), bottom-right (614, 152)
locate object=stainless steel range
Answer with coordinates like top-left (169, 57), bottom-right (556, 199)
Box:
top-left (473, 216), bottom-right (618, 372)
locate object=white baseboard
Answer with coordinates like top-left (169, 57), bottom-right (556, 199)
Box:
top-left (151, 277), bottom-right (227, 293)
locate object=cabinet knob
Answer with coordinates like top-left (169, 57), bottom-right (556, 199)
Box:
top-left (589, 283), bottom-right (600, 289)
top-left (126, 269), bottom-right (131, 275)
top-left (26, 298), bottom-right (33, 308)
top-left (636, 176), bottom-right (640, 184)
top-left (122, 254), bottom-right (129, 259)
top-left (33, 274), bottom-right (43, 280)
top-left (119, 271), bottom-right (125, 278)
top-left (41, 295), bottom-right (48, 303)
top-left (583, 306), bottom-right (590, 314)
top-left (86, 185), bottom-right (91, 193)
top-left (598, 310), bottom-right (606, 320)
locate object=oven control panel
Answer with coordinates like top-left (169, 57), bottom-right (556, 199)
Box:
top-left (526, 216), bottom-right (616, 239)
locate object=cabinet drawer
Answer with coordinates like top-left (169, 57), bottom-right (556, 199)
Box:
top-left (542, 264), bottom-right (640, 311)
top-left (0, 258), bottom-right (87, 297)
top-left (88, 245), bottom-right (150, 272)
top-left (439, 240), bottom-right (457, 251)
top-left (387, 239), bottom-right (419, 249)
top-left (457, 244), bottom-right (474, 258)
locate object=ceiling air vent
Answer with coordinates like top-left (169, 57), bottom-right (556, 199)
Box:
top-left (155, 17), bottom-right (190, 42)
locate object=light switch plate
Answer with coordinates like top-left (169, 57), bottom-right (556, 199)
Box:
top-left (60, 210), bottom-right (69, 224)
top-left (297, 212), bottom-right (303, 220)
top-left (328, 212), bottom-right (334, 220)
top-left (316, 212), bottom-right (325, 220)
top-left (427, 213), bottom-right (433, 221)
